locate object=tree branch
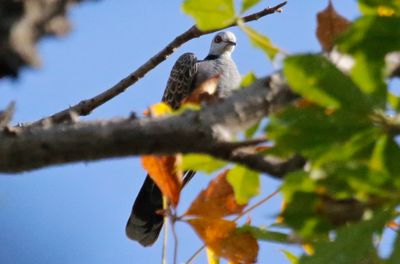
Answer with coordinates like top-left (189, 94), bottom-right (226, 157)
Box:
top-left (27, 2), bottom-right (287, 127)
top-left (0, 73), bottom-right (301, 176)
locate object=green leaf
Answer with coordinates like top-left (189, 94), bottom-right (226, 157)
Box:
top-left (240, 24), bottom-right (280, 60)
top-left (358, 0), bottom-right (400, 16)
top-left (281, 250), bottom-right (299, 264)
top-left (241, 0), bottom-right (261, 13)
top-left (369, 134), bottom-right (400, 187)
top-left (388, 93), bottom-right (400, 112)
top-left (312, 127), bottom-right (379, 167)
top-left (387, 233), bottom-right (400, 264)
top-left (240, 71), bottom-right (257, 88)
top-left (227, 165), bottom-right (260, 204)
top-left (350, 53), bottom-right (386, 106)
top-left (282, 191), bottom-right (332, 237)
top-left (338, 16), bottom-right (400, 106)
top-left (173, 103), bottom-right (201, 115)
top-left (238, 225), bottom-right (292, 244)
top-left (299, 211), bottom-right (391, 264)
top-left (182, 0), bottom-right (236, 31)
top-left (284, 55), bottom-right (371, 113)
top-left (182, 154), bottom-right (227, 174)
top-left (267, 105), bottom-right (372, 159)
top-left (338, 16), bottom-right (400, 59)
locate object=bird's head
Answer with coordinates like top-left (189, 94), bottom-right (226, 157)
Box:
top-left (208, 31), bottom-right (237, 57)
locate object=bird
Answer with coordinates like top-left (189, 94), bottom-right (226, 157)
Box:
top-left (125, 31), bottom-right (241, 247)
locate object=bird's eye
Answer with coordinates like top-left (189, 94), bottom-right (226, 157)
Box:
top-left (214, 35), bottom-right (222, 43)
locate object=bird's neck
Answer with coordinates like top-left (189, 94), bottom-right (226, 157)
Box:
top-left (205, 52), bottom-right (232, 60)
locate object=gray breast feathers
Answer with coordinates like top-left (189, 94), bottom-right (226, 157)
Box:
top-left (195, 56), bottom-right (241, 98)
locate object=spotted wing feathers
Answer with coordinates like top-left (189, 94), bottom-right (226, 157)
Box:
top-left (161, 53), bottom-right (198, 109)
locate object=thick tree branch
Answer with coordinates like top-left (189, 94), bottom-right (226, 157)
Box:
top-left (0, 73), bottom-right (300, 176)
top-left (28, 2), bottom-right (287, 127)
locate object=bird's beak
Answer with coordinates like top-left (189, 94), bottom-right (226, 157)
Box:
top-left (224, 40), bottom-right (236, 46)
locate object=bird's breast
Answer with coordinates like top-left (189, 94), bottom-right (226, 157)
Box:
top-left (195, 58), bottom-right (241, 98)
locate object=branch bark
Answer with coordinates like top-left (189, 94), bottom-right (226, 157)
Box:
top-left (27, 2), bottom-right (287, 127)
top-left (0, 73), bottom-right (301, 176)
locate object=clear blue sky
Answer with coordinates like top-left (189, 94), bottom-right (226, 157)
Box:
top-left (0, 1), bottom-right (371, 264)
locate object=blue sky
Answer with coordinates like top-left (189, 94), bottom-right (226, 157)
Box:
top-left (0, 1), bottom-right (367, 263)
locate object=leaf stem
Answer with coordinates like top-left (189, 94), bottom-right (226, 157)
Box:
top-left (162, 196), bottom-right (168, 264)
top-left (233, 188), bottom-right (280, 221)
top-left (185, 245), bottom-right (206, 264)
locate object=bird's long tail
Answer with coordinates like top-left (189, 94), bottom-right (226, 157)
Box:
top-left (126, 171), bottom-right (196, 247)
top-left (125, 175), bottom-right (163, 247)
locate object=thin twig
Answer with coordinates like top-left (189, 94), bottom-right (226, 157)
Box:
top-left (170, 214), bottom-right (179, 264)
top-left (162, 196), bottom-right (168, 264)
top-left (28, 2), bottom-right (287, 127)
top-left (185, 245), bottom-right (206, 264)
top-left (233, 188), bottom-right (280, 221)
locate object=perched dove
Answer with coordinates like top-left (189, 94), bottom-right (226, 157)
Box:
top-left (126, 31), bottom-right (241, 247)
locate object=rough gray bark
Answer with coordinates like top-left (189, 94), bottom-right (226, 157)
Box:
top-left (0, 73), bottom-right (302, 175)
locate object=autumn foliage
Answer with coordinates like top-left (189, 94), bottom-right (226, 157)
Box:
top-left (140, 0), bottom-right (400, 263)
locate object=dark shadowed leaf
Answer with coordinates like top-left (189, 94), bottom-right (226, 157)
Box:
top-left (387, 233), bottom-right (400, 264)
top-left (299, 211), bottom-right (391, 264)
top-left (284, 55), bottom-right (371, 113)
top-left (267, 104), bottom-right (371, 159)
top-left (338, 16), bottom-right (400, 106)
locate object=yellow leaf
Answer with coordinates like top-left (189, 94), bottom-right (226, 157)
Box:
top-left (302, 243), bottom-right (315, 255)
top-left (185, 170), bottom-right (246, 218)
top-left (141, 155), bottom-right (182, 206)
top-left (316, 1), bottom-right (351, 52)
top-left (207, 247), bottom-right (220, 264)
top-left (144, 102), bottom-right (172, 117)
top-left (377, 6), bottom-right (395, 16)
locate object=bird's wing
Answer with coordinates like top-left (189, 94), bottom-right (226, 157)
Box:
top-left (161, 52), bottom-right (198, 109)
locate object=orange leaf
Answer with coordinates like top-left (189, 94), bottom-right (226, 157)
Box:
top-left (182, 75), bottom-right (219, 105)
top-left (185, 170), bottom-right (246, 218)
top-left (387, 220), bottom-right (399, 230)
top-left (188, 218), bottom-right (259, 263)
top-left (141, 155), bottom-right (182, 206)
top-left (316, 1), bottom-right (351, 52)
top-left (294, 98), bottom-right (315, 108)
